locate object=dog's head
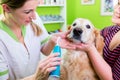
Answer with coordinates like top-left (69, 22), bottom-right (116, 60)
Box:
top-left (67, 18), bottom-right (95, 44)
top-left (67, 18), bottom-right (104, 53)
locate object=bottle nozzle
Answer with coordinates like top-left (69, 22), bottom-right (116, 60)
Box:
top-left (56, 37), bottom-right (61, 46)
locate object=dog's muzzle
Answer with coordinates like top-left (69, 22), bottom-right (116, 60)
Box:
top-left (73, 28), bottom-right (83, 40)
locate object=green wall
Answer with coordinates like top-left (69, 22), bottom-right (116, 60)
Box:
top-left (0, 0), bottom-right (114, 30)
top-left (0, 6), bottom-right (2, 14)
top-left (36, 7), bottom-right (61, 32)
top-left (67, 0), bottom-right (114, 29)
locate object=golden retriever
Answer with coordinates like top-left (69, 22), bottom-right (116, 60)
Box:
top-left (60, 18), bottom-right (104, 80)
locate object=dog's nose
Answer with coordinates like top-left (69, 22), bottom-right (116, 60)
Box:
top-left (73, 28), bottom-right (83, 36)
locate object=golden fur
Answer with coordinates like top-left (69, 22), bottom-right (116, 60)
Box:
top-left (60, 18), bottom-right (104, 80)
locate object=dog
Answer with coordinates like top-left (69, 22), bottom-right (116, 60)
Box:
top-left (60, 18), bottom-right (104, 80)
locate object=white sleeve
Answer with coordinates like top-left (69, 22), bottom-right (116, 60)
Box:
top-left (32, 12), bottom-right (50, 45)
top-left (0, 40), bottom-right (9, 80)
top-left (32, 12), bottom-right (49, 37)
top-left (0, 52), bottom-right (9, 80)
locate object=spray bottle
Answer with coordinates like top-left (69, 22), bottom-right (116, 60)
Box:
top-left (48, 37), bottom-right (61, 80)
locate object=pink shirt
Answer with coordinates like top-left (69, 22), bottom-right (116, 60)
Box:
top-left (101, 25), bottom-right (120, 80)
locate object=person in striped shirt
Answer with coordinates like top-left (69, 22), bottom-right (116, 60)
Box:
top-left (0, 0), bottom-right (76, 80)
top-left (75, 1), bottom-right (120, 80)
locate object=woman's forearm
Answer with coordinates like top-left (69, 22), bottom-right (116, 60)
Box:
top-left (88, 48), bottom-right (113, 80)
top-left (21, 75), bottom-right (35, 80)
top-left (41, 36), bottom-right (56, 56)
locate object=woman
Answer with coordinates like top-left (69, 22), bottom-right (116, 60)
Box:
top-left (75, 2), bottom-right (120, 80)
top-left (0, 0), bottom-right (75, 80)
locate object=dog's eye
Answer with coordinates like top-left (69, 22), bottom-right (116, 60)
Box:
top-left (86, 24), bottom-right (91, 29)
top-left (73, 23), bottom-right (76, 26)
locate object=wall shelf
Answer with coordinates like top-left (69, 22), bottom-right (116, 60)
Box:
top-left (43, 21), bottom-right (64, 24)
top-left (37, 0), bottom-right (66, 32)
top-left (38, 5), bottom-right (64, 7)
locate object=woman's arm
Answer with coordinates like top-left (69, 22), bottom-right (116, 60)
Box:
top-left (40, 35), bottom-right (57, 56)
top-left (41, 31), bottom-right (76, 56)
top-left (22, 53), bottom-right (61, 80)
top-left (21, 75), bottom-right (35, 80)
top-left (86, 45), bottom-right (113, 80)
top-left (76, 44), bottom-right (113, 80)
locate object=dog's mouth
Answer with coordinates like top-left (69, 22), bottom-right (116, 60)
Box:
top-left (67, 37), bottom-right (84, 44)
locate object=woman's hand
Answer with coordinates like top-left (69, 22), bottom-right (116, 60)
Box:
top-left (34, 53), bottom-right (61, 80)
top-left (51, 31), bottom-right (76, 50)
top-left (42, 31), bottom-right (76, 55)
top-left (75, 43), bottom-right (96, 53)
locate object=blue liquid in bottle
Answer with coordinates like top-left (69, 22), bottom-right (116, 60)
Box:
top-left (48, 37), bottom-right (61, 80)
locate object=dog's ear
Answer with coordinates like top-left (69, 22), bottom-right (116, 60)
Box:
top-left (94, 29), bottom-right (104, 55)
top-left (67, 26), bottom-right (71, 30)
top-left (66, 26), bottom-right (73, 42)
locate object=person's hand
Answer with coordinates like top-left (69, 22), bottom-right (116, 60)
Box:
top-left (51, 31), bottom-right (76, 50)
top-left (75, 43), bottom-right (96, 53)
top-left (34, 53), bottom-right (61, 80)
top-left (112, 4), bottom-right (120, 25)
